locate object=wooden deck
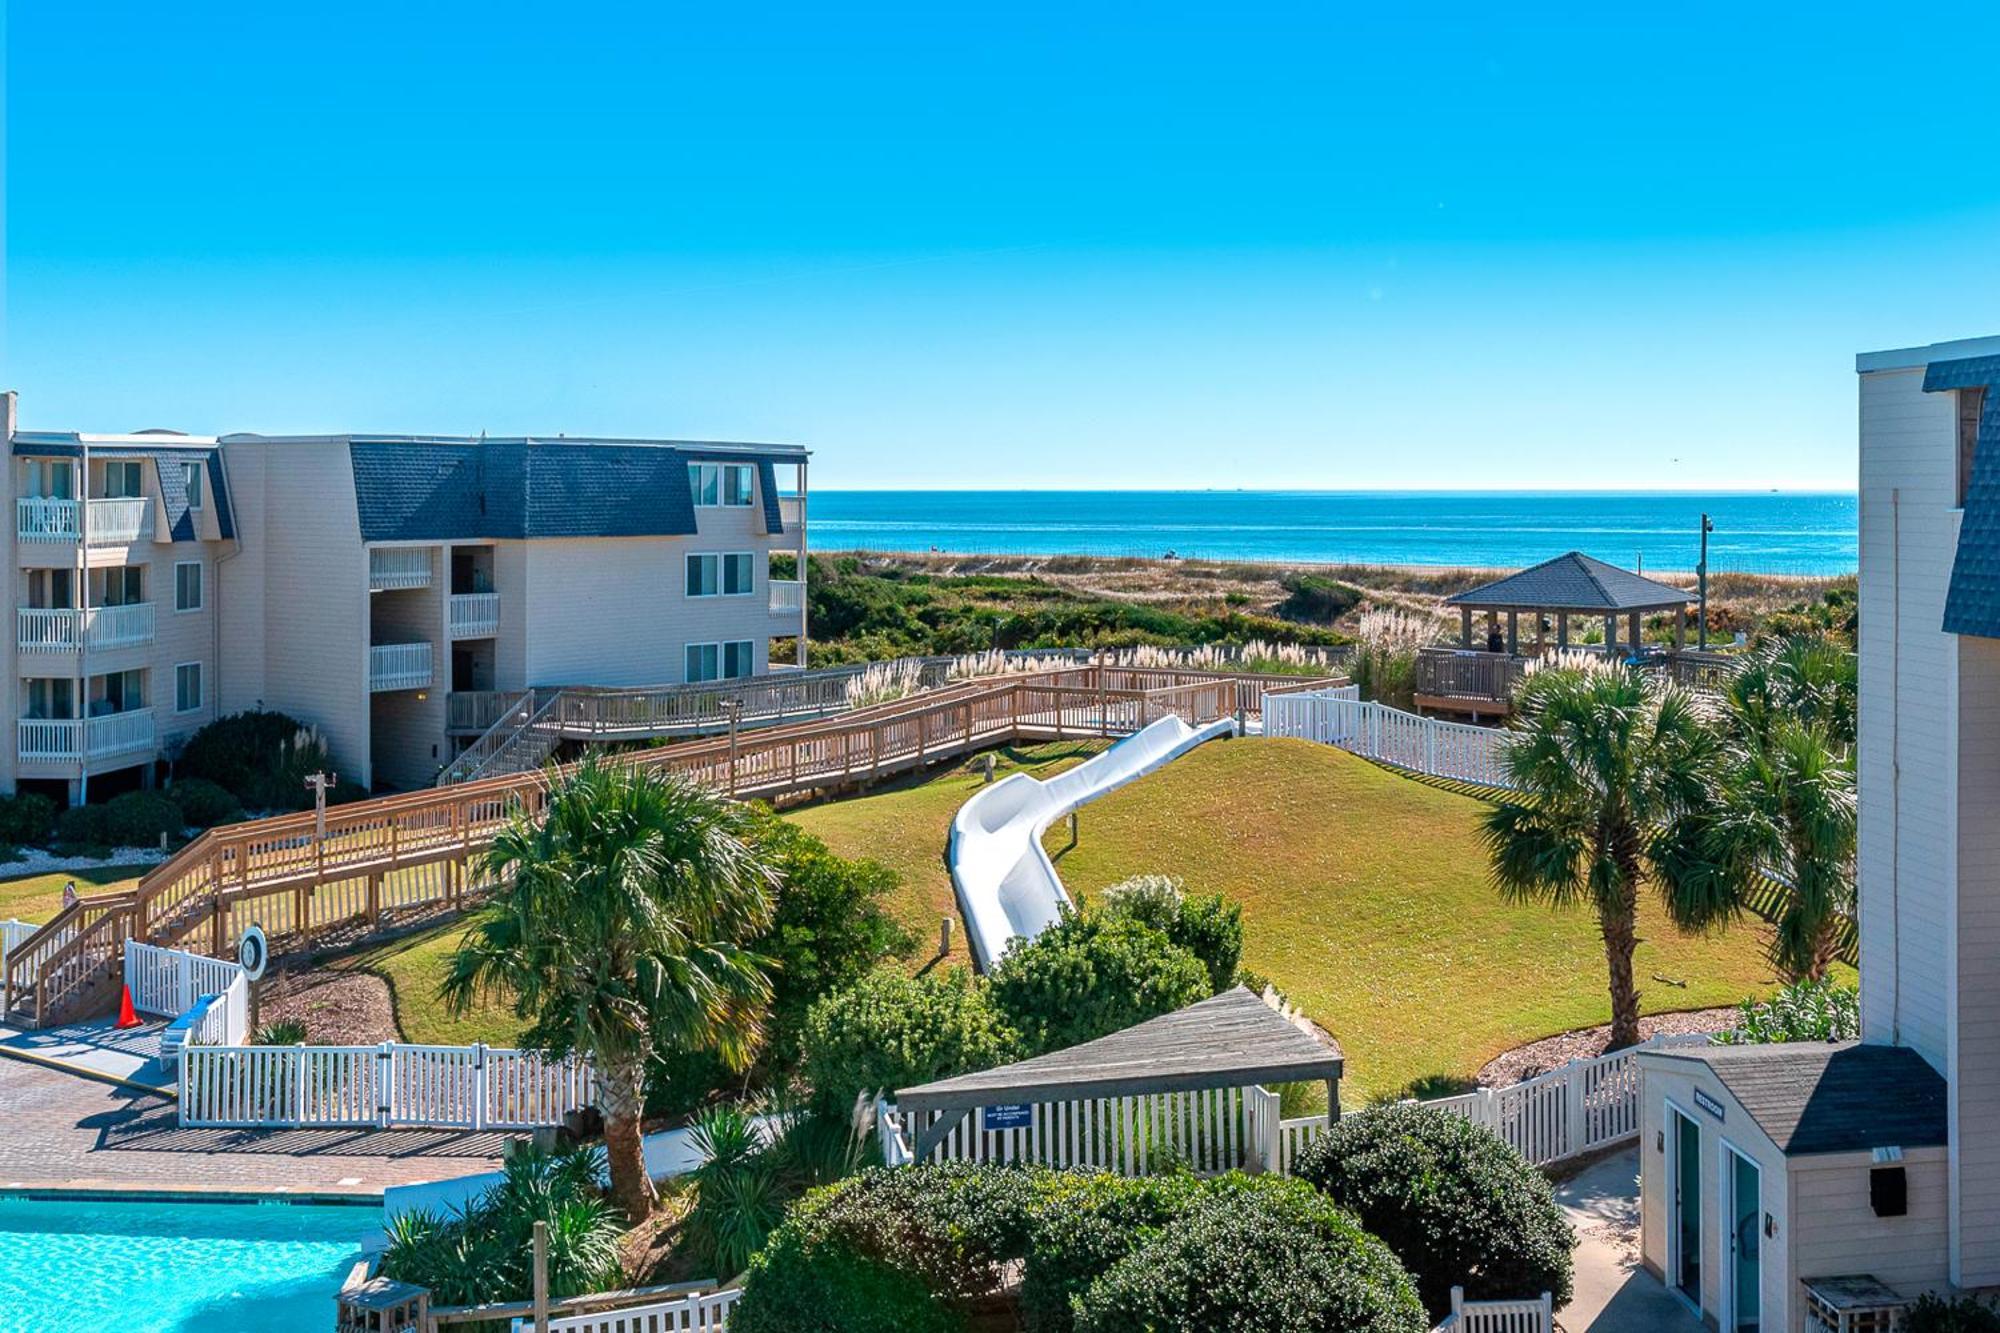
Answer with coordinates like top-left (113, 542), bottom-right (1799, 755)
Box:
top-left (3, 665), bottom-right (1335, 1029)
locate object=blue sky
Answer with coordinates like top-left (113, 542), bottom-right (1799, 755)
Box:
top-left (5, 3), bottom-right (1999, 489)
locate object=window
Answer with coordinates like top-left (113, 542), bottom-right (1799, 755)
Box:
top-left (23, 677), bottom-right (74, 720)
top-left (685, 641), bottom-right (755, 683)
top-left (102, 460), bottom-right (144, 499)
top-left (175, 662), bottom-right (203, 713)
top-left (26, 569), bottom-right (73, 610)
top-left (21, 460), bottom-right (74, 500)
top-left (1962, 387), bottom-right (1988, 507)
top-left (175, 561), bottom-right (203, 612)
top-left (689, 462), bottom-right (754, 507)
top-left (183, 462), bottom-right (203, 509)
top-left (96, 566), bottom-right (144, 607)
top-left (90, 668), bottom-right (144, 715)
top-left (686, 553), bottom-right (754, 597)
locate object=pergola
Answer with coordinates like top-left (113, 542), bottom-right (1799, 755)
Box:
top-left (1444, 551), bottom-right (1693, 656)
top-left (896, 986), bottom-right (1343, 1163)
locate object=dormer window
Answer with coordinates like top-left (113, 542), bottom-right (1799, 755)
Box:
top-left (689, 462), bottom-right (754, 508)
top-left (1962, 386), bottom-right (1987, 507)
top-left (183, 461), bottom-right (203, 509)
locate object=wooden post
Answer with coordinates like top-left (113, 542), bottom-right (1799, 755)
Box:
top-left (1628, 611), bottom-right (1641, 652)
top-left (531, 1219), bottom-right (550, 1333)
top-left (1505, 610), bottom-right (1518, 656)
top-left (1604, 614), bottom-right (1617, 651)
top-left (1556, 612), bottom-right (1569, 648)
top-left (1459, 605), bottom-right (1473, 647)
top-left (365, 873), bottom-right (381, 926)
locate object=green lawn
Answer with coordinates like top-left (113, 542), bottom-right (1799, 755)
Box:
top-left (315, 736), bottom-right (1835, 1102)
top-left (0, 864), bottom-right (151, 925)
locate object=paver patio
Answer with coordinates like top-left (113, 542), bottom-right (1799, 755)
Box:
top-left (0, 1055), bottom-right (507, 1196)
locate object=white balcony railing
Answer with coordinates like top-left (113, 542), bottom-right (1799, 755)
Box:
top-left (16, 603), bottom-right (157, 653)
top-left (769, 579), bottom-right (805, 614)
top-left (369, 641), bottom-right (435, 692)
top-left (88, 498), bottom-right (151, 545)
top-left (369, 548), bottom-right (432, 591)
top-left (17, 497), bottom-right (78, 543)
top-left (17, 708), bottom-right (156, 762)
top-left (15, 497), bottom-right (153, 545)
top-left (447, 592), bottom-right (500, 638)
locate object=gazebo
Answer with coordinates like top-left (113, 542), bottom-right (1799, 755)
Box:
top-left (1415, 552), bottom-right (1695, 717)
top-left (891, 986), bottom-right (1343, 1174)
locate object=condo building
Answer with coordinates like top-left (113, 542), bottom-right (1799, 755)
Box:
top-left (0, 392), bottom-right (809, 799)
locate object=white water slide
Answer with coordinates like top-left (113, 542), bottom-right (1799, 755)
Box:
top-left (948, 715), bottom-right (1238, 970)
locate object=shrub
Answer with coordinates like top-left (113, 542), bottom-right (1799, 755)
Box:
top-left (800, 968), bottom-right (1017, 1115)
top-left (1713, 977), bottom-right (1859, 1045)
top-left (0, 792), bottom-right (57, 847)
top-left (177, 710), bottom-right (337, 811)
top-left (254, 1018), bottom-right (307, 1045)
top-left (1292, 1103), bottom-right (1574, 1318)
top-left (1904, 1292), bottom-right (2000, 1333)
top-left (166, 777), bottom-right (243, 830)
top-left (54, 803), bottom-right (109, 849)
top-left (731, 1163), bottom-right (1037, 1333)
top-left (379, 1146), bottom-right (623, 1307)
top-left (1070, 1173), bottom-right (1426, 1333)
top-left (103, 791), bottom-right (185, 848)
top-left (1019, 1170), bottom-right (1206, 1332)
top-left (687, 1104), bottom-right (789, 1277)
top-left (1277, 574), bottom-right (1363, 625)
top-left (987, 911), bottom-right (1211, 1056)
top-left (1096, 875), bottom-right (1243, 993)
top-left (745, 812), bottom-right (916, 1067)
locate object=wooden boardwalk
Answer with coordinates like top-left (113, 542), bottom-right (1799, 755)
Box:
top-left (3, 665), bottom-right (1332, 1029)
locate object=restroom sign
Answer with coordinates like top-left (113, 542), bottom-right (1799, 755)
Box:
top-left (983, 1103), bottom-right (1033, 1130)
top-left (1693, 1088), bottom-right (1726, 1122)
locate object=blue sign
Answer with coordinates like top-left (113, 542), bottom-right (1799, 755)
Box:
top-left (983, 1103), bottom-right (1033, 1130)
top-left (1693, 1088), bottom-right (1726, 1122)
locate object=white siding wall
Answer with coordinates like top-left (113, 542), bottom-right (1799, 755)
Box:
top-left (1857, 367), bottom-right (1956, 1067)
top-left (518, 507), bottom-right (784, 687)
top-left (216, 440), bottom-right (372, 787)
top-left (1789, 1149), bottom-right (1951, 1318)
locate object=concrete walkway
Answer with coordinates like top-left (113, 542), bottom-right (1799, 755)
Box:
top-left (1558, 1147), bottom-right (1704, 1333)
top-left (0, 1016), bottom-right (173, 1090)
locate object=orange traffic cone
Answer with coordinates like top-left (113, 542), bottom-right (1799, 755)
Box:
top-left (114, 985), bottom-right (142, 1030)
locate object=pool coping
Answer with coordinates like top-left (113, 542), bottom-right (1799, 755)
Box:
top-left (0, 1180), bottom-right (386, 1205)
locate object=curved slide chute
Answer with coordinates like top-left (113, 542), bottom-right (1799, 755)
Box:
top-left (948, 715), bottom-right (1238, 970)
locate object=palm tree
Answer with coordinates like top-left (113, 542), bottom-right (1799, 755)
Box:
top-left (440, 755), bottom-right (777, 1223)
top-left (1658, 634), bottom-right (1856, 981)
top-left (1482, 662), bottom-right (1725, 1049)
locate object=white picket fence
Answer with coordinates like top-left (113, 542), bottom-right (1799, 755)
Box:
top-left (124, 939), bottom-right (246, 1018)
top-left (1433, 1286), bottom-right (1553, 1333)
top-left (0, 918), bottom-right (35, 979)
top-left (1264, 688), bottom-right (1516, 789)
top-left (178, 1041), bottom-right (594, 1130)
top-left (880, 1084), bottom-right (1276, 1176)
top-left (515, 1288), bottom-right (740, 1332)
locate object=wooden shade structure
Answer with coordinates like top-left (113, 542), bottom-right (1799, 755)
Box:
top-left (1443, 550), bottom-right (1692, 656)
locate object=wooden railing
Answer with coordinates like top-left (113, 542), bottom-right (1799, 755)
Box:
top-left (446, 689), bottom-right (529, 734)
top-left (3, 665), bottom-right (1339, 1024)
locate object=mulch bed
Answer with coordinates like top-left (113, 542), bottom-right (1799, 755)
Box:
top-left (254, 967), bottom-right (400, 1045)
top-left (1477, 1007), bottom-right (1738, 1087)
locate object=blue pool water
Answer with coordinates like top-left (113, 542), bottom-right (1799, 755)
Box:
top-left (0, 1195), bottom-right (382, 1332)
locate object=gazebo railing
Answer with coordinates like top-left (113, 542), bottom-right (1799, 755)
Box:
top-left (886, 1086), bottom-right (1269, 1176)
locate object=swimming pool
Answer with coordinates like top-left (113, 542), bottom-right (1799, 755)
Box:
top-left (0, 1194), bottom-right (382, 1332)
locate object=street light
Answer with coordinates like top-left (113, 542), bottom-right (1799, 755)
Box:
top-left (1697, 513), bottom-right (1715, 651)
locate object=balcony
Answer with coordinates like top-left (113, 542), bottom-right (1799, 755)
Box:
top-left (769, 579), bottom-right (805, 614)
top-left (369, 548), bottom-right (432, 591)
top-left (447, 592), bottom-right (500, 638)
top-left (17, 603), bottom-right (157, 654)
top-left (369, 641), bottom-right (435, 692)
top-left (778, 496), bottom-right (804, 529)
top-left (16, 497), bottom-right (153, 546)
top-left (18, 708), bottom-right (157, 762)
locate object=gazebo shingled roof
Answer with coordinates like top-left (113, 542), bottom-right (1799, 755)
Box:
top-left (896, 987), bottom-right (1342, 1158)
top-left (1445, 551), bottom-right (1690, 614)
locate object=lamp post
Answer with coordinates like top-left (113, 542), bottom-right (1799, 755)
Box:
top-left (1697, 513), bottom-right (1715, 651)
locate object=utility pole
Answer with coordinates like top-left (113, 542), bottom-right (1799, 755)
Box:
top-left (1696, 513), bottom-right (1714, 651)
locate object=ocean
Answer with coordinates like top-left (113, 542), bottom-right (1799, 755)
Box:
top-left (804, 490), bottom-right (1857, 577)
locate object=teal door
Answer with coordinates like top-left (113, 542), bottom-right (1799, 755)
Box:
top-left (1673, 1109), bottom-right (1701, 1305)
top-left (1730, 1148), bottom-right (1761, 1332)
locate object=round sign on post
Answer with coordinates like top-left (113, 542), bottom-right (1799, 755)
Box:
top-left (237, 924), bottom-right (269, 981)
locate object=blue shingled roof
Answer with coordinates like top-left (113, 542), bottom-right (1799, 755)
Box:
top-left (1445, 551), bottom-right (1689, 611)
top-left (348, 440), bottom-right (792, 543)
top-left (1937, 356), bottom-right (2000, 638)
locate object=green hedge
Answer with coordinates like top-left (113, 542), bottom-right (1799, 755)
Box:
top-left (1292, 1103), bottom-right (1575, 1318)
top-left (986, 911), bottom-right (1212, 1056)
top-left (799, 968), bottom-right (1018, 1116)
